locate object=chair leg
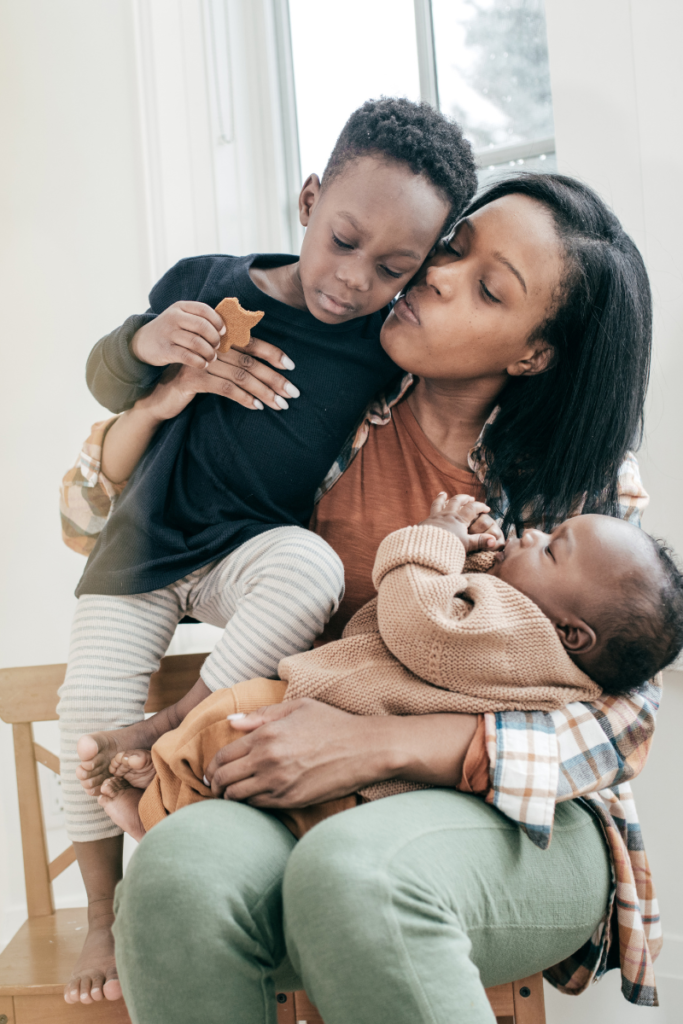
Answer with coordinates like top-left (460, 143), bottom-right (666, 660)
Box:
top-left (511, 972), bottom-right (546, 1023)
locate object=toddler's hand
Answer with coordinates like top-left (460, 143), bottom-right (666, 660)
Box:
top-left (131, 302), bottom-right (299, 412)
top-left (131, 301), bottom-right (227, 368)
top-left (419, 493), bottom-right (502, 553)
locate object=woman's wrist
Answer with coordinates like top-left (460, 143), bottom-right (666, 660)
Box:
top-left (363, 713), bottom-right (479, 788)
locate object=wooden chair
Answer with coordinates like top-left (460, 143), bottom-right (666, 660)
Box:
top-left (0, 655), bottom-right (546, 1023)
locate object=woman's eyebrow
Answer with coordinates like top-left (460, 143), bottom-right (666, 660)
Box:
top-left (492, 252), bottom-right (527, 294)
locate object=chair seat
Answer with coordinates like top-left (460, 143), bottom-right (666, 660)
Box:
top-left (0, 908), bottom-right (131, 1021)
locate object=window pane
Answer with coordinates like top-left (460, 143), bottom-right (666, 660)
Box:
top-left (289, 0), bottom-right (420, 180)
top-left (431, 0), bottom-right (554, 152)
top-left (478, 149), bottom-right (556, 188)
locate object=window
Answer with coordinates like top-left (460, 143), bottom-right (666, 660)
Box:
top-left (288, 0), bottom-right (555, 189)
top-left (431, 0), bottom-right (556, 184)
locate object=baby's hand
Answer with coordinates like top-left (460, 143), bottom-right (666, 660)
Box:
top-left (419, 493), bottom-right (503, 553)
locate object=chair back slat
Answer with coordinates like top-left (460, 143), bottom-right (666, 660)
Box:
top-left (1, 655), bottom-right (205, 916)
top-left (0, 653), bottom-right (205, 725)
top-left (13, 723), bottom-right (54, 918)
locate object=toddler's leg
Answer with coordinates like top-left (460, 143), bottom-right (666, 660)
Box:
top-left (192, 526), bottom-right (344, 690)
top-left (57, 590), bottom-right (180, 1004)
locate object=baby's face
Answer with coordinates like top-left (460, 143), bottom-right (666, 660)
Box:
top-left (488, 514), bottom-right (653, 634)
top-left (297, 156), bottom-right (449, 324)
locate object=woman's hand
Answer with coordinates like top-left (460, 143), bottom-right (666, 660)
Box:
top-left (130, 301), bottom-right (298, 412)
top-left (205, 698), bottom-right (478, 807)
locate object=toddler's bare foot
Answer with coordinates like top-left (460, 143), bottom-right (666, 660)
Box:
top-left (109, 749), bottom-right (157, 789)
top-left (76, 719), bottom-right (160, 795)
top-left (98, 778), bottom-right (146, 842)
top-left (64, 908), bottom-right (121, 1004)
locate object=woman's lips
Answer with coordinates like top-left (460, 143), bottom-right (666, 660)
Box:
top-left (394, 293), bottom-right (420, 325)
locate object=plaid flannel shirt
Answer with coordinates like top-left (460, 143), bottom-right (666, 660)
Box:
top-left (60, 377), bottom-right (659, 1005)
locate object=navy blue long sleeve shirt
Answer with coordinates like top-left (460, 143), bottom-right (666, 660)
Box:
top-left (77, 253), bottom-right (397, 596)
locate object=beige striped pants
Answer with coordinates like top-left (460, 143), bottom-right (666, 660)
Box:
top-left (57, 526), bottom-right (344, 842)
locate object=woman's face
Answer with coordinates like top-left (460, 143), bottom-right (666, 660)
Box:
top-left (380, 193), bottom-right (565, 382)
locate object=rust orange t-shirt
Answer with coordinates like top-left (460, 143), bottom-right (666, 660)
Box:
top-left (310, 396), bottom-right (486, 642)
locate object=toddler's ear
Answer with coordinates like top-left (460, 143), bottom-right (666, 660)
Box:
top-left (555, 619), bottom-right (596, 655)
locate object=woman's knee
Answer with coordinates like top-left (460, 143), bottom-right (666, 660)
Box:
top-left (283, 808), bottom-right (392, 959)
top-left (115, 802), bottom-right (296, 945)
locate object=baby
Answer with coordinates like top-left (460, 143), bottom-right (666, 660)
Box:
top-left (98, 493), bottom-right (683, 841)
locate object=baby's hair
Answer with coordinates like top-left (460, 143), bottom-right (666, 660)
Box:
top-left (590, 536), bottom-right (683, 696)
top-left (322, 97), bottom-right (477, 234)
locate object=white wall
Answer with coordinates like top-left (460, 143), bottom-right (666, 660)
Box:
top-left (544, 2), bottom-right (683, 1019)
top-left (0, 0), bottom-right (295, 949)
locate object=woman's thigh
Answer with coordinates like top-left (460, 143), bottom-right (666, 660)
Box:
top-left (283, 790), bottom-right (611, 1024)
top-left (113, 801), bottom-right (301, 1024)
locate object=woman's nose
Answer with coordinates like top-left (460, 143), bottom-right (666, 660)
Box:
top-left (424, 261), bottom-right (456, 298)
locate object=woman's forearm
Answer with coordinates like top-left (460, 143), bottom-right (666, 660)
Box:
top-left (372, 712), bottom-right (479, 788)
top-left (101, 399), bottom-right (164, 483)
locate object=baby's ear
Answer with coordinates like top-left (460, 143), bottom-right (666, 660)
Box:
top-left (555, 619), bottom-right (596, 655)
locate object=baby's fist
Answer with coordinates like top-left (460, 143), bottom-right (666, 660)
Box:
top-left (419, 493), bottom-right (501, 552)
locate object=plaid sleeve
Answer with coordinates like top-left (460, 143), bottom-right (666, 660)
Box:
top-left (59, 418), bottom-right (125, 555)
top-left (486, 677), bottom-right (660, 849)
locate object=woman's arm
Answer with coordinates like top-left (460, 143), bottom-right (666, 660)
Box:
top-left (206, 699), bottom-right (479, 806)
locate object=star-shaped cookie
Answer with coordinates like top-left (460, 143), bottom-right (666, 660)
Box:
top-left (215, 297), bottom-right (265, 352)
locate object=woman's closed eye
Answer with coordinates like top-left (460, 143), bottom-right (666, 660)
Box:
top-left (480, 280), bottom-right (501, 304)
top-left (443, 238), bottom-right (462, 258)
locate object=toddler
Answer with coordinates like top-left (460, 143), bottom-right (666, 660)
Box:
top-left (98, 493), bottom-right (683, 841)
top-left (59, 98), bottom-right (478, 1002)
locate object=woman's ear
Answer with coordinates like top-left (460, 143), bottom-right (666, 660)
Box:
top-left (554, 619), bottom-right (596, 655)
top-left (507, 341), bottom-right (555, 378)
top-left (299, 174), bottom-right (322, 227)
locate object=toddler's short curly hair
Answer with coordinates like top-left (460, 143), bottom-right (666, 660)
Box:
top-left (322, 97), bottom-right (477, 234)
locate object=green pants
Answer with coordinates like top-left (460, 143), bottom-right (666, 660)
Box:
top-left (113, 791), bottom-right (610, 1024)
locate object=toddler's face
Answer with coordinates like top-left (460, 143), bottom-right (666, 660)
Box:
top-left (489, 514), bottom-right (653, 646)
top-left (297, 156), bottom-right (449, 324)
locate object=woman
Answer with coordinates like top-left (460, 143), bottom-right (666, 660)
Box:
top-left (62, 176), bottom-right (659, 1020)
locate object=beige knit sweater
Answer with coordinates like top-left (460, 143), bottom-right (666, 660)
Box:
top-left (281, 524), bottom-right (601, 717)
top-left (280, 525), bottom-right (601, 800)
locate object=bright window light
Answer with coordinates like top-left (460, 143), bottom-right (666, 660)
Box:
top-left (289, 0), bottom-right (421, 180)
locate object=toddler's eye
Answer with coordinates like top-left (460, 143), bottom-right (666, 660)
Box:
top-left (381, 266), bottom-right (404, 280)
top-left (332, 232), bottom-right (353, 250)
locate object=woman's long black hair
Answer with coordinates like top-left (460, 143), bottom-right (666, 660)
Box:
top-left (464, 174), bottom-right (652, 533)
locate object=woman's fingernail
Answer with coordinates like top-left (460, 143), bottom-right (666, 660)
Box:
top-left (281, 355), bottom-right (295, 370)
top-left (203, 774), bottom-right (210, 786)
top-left (275, 395), bottom-right (289, 410)
top-left (219, 325), bottom-right (226, 335)
top-left (253, 399), bottom-right (264, 410)
top-left (227, 712), bottom-right (246, 721)
top-left (284, 383), bottom-right (300, 398)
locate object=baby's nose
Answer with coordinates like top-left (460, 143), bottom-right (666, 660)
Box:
top-left (520, 528), bottom-right (544, 548)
